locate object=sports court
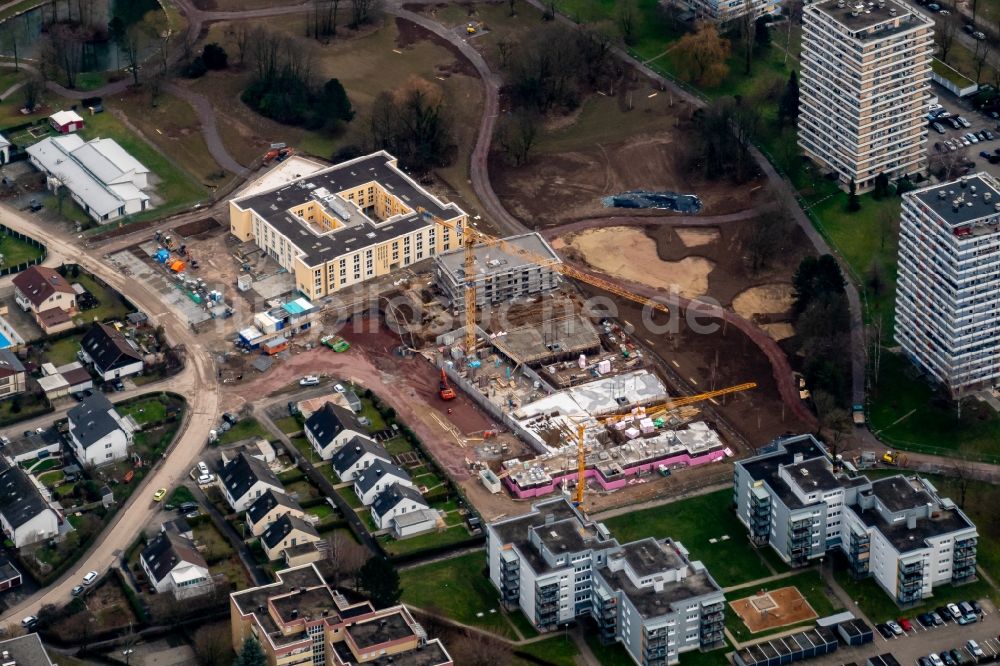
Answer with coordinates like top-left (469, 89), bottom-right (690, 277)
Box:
top-left (729, 585), bottom-right (818, 633)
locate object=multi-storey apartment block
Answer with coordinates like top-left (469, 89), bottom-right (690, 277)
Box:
top-left (229, 151), bottom-right (467, 301)
top-left (734, 435), bottom-right (978, 606)
top-left (230, 564), bottom-right (452, 666)
top-left (895, 174), bottom-right (1000, 395)
top-left (798, 0), bottom-right (933, 191)
top-left (686, 0), bottom-right (778, 23)
top-left (434, 233), bottom-right (562, 315)
top-left (487, 498), bottom-right (725, 666)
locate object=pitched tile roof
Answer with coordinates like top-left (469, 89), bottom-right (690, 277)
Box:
top-left (371, 484), bottom-right (427, 520)
top-left (221, 452), bottom-right (282, 503)
top-left (330, 436), bottom-right (388, 477)
top-left (355, 460), bottom-right (411, 495)
top-left (304, 402), bottom-right (362, 449)
top-left (0, 457), bottom-right (54, 529)
top-left (67, 392), bottom-right (123, 449)
top-left (12, 266), bottom-right (74, 308)
top-left (81, 323), bottom-right (142, 372)
top-left (247, 488), bottom-right (302, 528)
top-left (261, 513), bottom-right (319, 550)
top-left (141, 530), bottom-right (208, 584)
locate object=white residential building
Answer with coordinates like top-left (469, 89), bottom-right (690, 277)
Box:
top-left (67, 392), bottom-right (134, 466)
top-left (370, 484), bottom-right (429, 530)
top-left (733, 435), bottom-right (978, 606)
top-left (895, 174), bottom-right (1000, 395)
top-left (140, 529), bottom-right (212, 599)
top-left (220, 452), bottom-right (284, 512)
top-left (303, 402), bottom-right (368, 460)
top-left (798, 0), bottom-right (933, 191)
top-left (0, 458), bottom-right (60, 548)
top-left (354, 460), bottom-right (412, 506)
top-left (488, 499), bottom-right (726, 666)
top-left (26, 134), bottom-right (151, 222)
top-left (686, 0), bottom-right (779, 22)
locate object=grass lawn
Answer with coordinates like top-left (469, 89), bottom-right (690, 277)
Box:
top-left (381, 524), bottom-right (475, 557)
top-left (72, 272), bottom-right (133, 324)
top-left (868, 352), bottom-right (1000, 463)
top-left (0, 392), bottom-right (50, 425)
top-left (193, 521), bottom-right (234, 563)
top-left (306, 503), bottom-right (336, 520)
top-left (508, 609), bottom-right (540, 639)
top-left (273, 415), bottom-right (303, 435)
top-left (513, 634), bottom-right (579, 666)
top-left (289, 436), bottom-right (314, 459)
top-left (210, 555), bottom-right (252, 590)
top-left (725, 569), bottom-right (841, 642)
top-left (385, 436), bottom-right (413, 455)
top-left (400, 551), bottom-right (516, 637)
top-left (603, 489), bottom-right (773, 587)
top-left (336, 486), bottom-right (364, 510)
top-left (358, 399), bottom-right (387, 431)
top-left (77, 107), bottom-right (208, 224)
top-left (217, 418), bottom-right (269, 445)
top-left (26, 457), bottom-right (58, 473)
top-left (38, 469), bottom-right (64, 488)
top-left (0, 231), bottom-right (43, 269)
top-left (583, 630), bottom-right (639, 666)
top-left (286, 479), bottom-right (320, 502)
top-left (44, 333), bottom-right (85, 366)
top-left (118, 396), bottom-right (168, 426)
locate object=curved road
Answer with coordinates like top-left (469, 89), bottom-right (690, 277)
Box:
top-left (0, 206), bottom-right (220, 624)
top-left (537, 206), bottom-right (771, 238)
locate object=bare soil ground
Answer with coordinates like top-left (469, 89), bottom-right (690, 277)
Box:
top-left (730, 586), bottom-right (817, 633)
top-left (558, 227), bottom-right (715, 299)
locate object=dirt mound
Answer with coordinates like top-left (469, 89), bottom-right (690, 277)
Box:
top-left (732, 283), bottom-right (794, 319)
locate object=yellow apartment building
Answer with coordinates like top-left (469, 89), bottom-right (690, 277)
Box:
top-left (229, 151), bottom-right (467, 301)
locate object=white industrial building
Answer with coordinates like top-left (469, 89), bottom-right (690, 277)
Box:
top-left (26, 134), bottom-right (151, 222)
top-left (733, 435), bottom-right (978, 606)
top-left (799, 0), bottom-right (933, 191)
top-left (895, 174), bottom-right (1000, 395)
top-left (488, 498), bottom-right (725, 665)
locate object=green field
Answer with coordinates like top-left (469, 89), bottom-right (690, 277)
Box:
top-left (73, 272), bottom-right (133, 323)
top-left (400, 551), bottom-right (517, 638)
top-left (44, 334), bottom-right (85, 366)
top-left (603, 489), bottom-right (773, 587)
top-left (835, 570), bottom-right (995, 624)
top-left (380, 524), bottom-right (475, 557)
top-left (0, 231), bottom-right (43, 269)
top-left (273, 415), bottom-right (303, 434)
top-left (513, 635), bottom-right (579, 666)
top-left (118, 396), bottom-right (168, 426)
top-left (216, 418), bottom-right (269, 445)
top-left (868, 353), bottom-right (1000, 462)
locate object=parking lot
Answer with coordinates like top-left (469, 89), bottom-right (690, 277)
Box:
top-left (927, 91), bottom-right (1000, 181)
top-left (813, 599), bottom-right (1000, 665)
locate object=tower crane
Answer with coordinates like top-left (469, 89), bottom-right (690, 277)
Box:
top-left (564, 382), bottom-right (757, 507)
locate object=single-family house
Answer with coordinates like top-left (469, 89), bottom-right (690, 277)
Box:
top-left (371, 484), bottom-right (429, 531)
top-left (66, 392), bottom-right (134, 466)
top-left (49, 109), bottom-right (85, 133)
top-left (162, 517), bottom-right (193, 540)
top-left (354, 460), bottom-right (412, 506)
top-left (304, 402), bottom-right (367, 460)
top-left (0, 634), bottom-right (56, 666)
top-left (3, 427), bottom-right (61, 464)
top-left (140, 529), bottom-right (211, 598)
top-left (26, 134), bottom-right (151, 222)
top-left (79, 322), bottom-right (144, 381)
top-left (246, 489), bottom-right (304, 537)
top-left (12, 266), bottom-right (77, 334)
top-left (260, 514), bottom-right (320, 561)
top-left (59, 361), bottom-right (94, 393)
top-left (282, 542), bottom-right (323, 568)
top-left (220, 451), bottom-right (284, 512)
top-left (0, 555), bottom-right (22, 592)
top-left (330, 436), bottom-right (389, 482)
top-left (0, 457), bottom-right (59, 547)
top-left (0, 350), bottom-right (25, 400)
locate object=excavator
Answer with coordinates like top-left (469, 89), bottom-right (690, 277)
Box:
top-left (438, 368), bottom-right (457, 401)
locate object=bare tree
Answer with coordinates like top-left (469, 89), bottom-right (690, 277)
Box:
top-left (121, 25), bottom-right (143, 86)
top-left (326, 530), bottom-right (367, 588)
top-left (974, 39), bottom-right (991, 83)
top-left (949, 460), bottom-right (976, 509)
top-left (739, 0), bottom-right (757, 75)
top-left (233, 24), bottom-right (251, 65)
top-left (813, 389), bottom-right (852, 460)
top-left (193, 624), bottom-right (233, 666)
top-left (617, 0), bottom-right (638, 46)
top-left (49, 23), bottom-right (85, 88)
top-left (929, 147), bottom-right (968, 181)
top-left (0, 15), bottom-right (25, 70)
top-left (496, 110), bottom-right (540, 166)
top-left (21, 76), bottom-right (42, 113)
top-left (349, 0), bottom-right (382, 29)
top-left (743, 208), bottom-right (792, 274)
top-left (508, 0), bottom-right (516, 16)
top-left (449, 630), bottom-right (514, 666)
top-left (937, 19), bottom-right (957, 64)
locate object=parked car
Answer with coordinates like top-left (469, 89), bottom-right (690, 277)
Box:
top-left (937, 606), bottom-right (953, 622)
top-left (975, 31), bottom-right (986, 39)
top-left (876, 623), bottom-right (894, 639)
top-left (940, 10), bottom-right (951, 15)
top-left (20, 616), bottom-right (37, 629)
top-left (299, 375), bottom-right (320, 386)
top-left (951, 117), bottom-right (963, 129)
top-left (197, 473), bottom-right (214, 485)
top-left (949, 648), bottom-right (967, 664)
top-left (178, 501), bottom-right (198, 513)
top-left (970, 599), bottom-right (982, 615)
top-left (153, 487), bottom-right (167, 502)
top-left (977, 130), bottom-right (988, 141)
top-left (934, 122), bottom-right (946, 134)
top-left (959, 116), bottom-right (972, 128)
top-left (71, 585), bottom-right (84, 596)
top-left (964, 23), bottom-right (975, 33)
top-left (929, 654), bottom-right (945, 666)
top-left (222, 412), bottom-right (238, 425)
top-left (983, 129), bottom-right (994, 140)
top-left (928, 3), bottom-right (940, 9)
top-left (918, 612), bottom-right (934, 627)
top-left (334, 383), bottom-right (346, 393)
top-left (930, 611), bottom-right (944, 625)
top-left (898, 617), bottom-right (913, 632)
top-left (887, 620), bottom-right (903, 636)
top-left (197, 461), bottom-right (209, 476)
top-left (958, 613), bottom-right (977, 625)
top-left (941, 651), bottom-right (956, 666)
top-left (82, 570), bottom-right (98, 586)
top-left (980, 150), bottom-right (991, 159)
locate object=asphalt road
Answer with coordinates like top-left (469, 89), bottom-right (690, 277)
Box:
top-left (0, 205), bottom-right (220, 624)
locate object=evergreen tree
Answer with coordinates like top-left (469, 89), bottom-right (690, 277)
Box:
top-left (202, 43), bottom-right (228, 70)
top-left (872, 172), bottom-right (890, 199)
top-left (778, 70), bottom-right (799, 126)
top-left (847, 176), bottom-right (861, 212)
top-left (358, 557), bottom-right (402, 608)
top-left (755, 16), bottom-right (771, 47)
top-left (321, 78), bottom-right (354, 124)
top-left (233, 637), bottom-right (266, 666)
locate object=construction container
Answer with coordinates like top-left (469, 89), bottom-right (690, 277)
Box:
top-left (598, 359), bottom-right (612, 374)
top-left (155, 249), bottom-right (170, 263)
top-left (169, 260), bottom-right (186, 272)
top-left (262, 336), bottom-right (289, 355)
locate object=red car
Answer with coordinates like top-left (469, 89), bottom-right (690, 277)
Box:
top-left (898, 618), bottom-right (912, 632)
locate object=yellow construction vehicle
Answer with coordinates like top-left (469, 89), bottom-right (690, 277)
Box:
top-left (882, 451), bottom-right (907, 466)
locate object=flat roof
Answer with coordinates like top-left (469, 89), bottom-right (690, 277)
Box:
top-left (491, 314), bottom-right (600, 366)
top-left (909, 174), bottom-right (1000, 230)
top-left (331, 639), bottom-right (451, 666)
top-left (232, 151), bottom-right (464, 268)
top-left (811, 0), bottom-right (932, 37)
top-left (599, 565), bottom-right (720, 619)
top-left (620, 538), bottom-right (684, 578)
top-left (435, 232), bottom-right (560, 281)
top-left (858, 504), bottom-right (972, 552)
top-left (868, 476), bottom-right (932, 513)
top-left (346, 609), bottom-right (415, 649)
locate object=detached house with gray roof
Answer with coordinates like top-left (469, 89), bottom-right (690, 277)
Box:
top-left (221, 451), bottom-right (284, 512)
top-left (0, 458), bottom-right (60, 548)
top-left (141, 529), bottom-right (211, 598)
top-left (260, 514), bottom-right (321, 561)
top-left (246, 488), bottom-right (304, 537)
top-left (330, 436), bottom-right (389, 482)
top-left (79, 322), bottom-right (144, 382)
top-left (0, 633), bottom-right (56, 666)
top-left (304, 402), bottom-right (367, 460)
top-left (354, 460), bottom-right (412, 505)
top-left (371, 484), bottom-right (428, 530)
top-left (67, 392), bottom-right (134, 466)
